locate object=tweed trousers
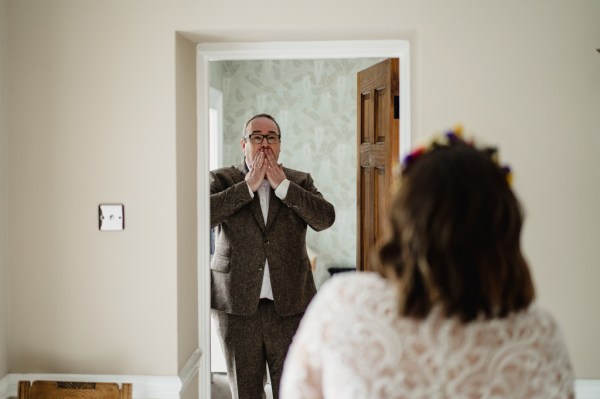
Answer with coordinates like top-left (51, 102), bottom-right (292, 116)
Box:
top-left (212, 299), bottom-right (304, 399)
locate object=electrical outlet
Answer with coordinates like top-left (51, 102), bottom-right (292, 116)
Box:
top-left (99, 204), bottom-right (125, 231)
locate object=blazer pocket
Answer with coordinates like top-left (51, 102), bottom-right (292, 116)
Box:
top-left (211, 255), bottom-right (230, 273)
top-left (211, 244), bottom-right (231, 272)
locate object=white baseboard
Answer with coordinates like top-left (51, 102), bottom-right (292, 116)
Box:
top-left (575, 379), bottom-right (600, 399)
top-left (0, 378), bottom-right (9, 399)
top-left (0, 348), bottom-right (202, 399)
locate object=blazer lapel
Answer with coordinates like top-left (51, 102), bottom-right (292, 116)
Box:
top-left (237, 160), bottom-right (282, 232)
top-left (250, 195), bottom-right (266, 232)
top-left (265, 189), bottom-right (282, 231)
top-left (236, 161), bottom-right (267, 232)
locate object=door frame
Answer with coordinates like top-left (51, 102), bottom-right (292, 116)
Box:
top-left (196, 40), bottom-right (411, 397)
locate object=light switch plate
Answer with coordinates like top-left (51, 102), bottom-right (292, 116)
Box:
top-left (99, 204), bottom-right (125, 231)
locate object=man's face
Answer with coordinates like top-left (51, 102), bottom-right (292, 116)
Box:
top-left (241, 117), bottom-right (281, 167)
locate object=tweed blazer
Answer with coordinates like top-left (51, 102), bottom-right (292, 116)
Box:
top-left (210, 163), bottom-right (335, 317)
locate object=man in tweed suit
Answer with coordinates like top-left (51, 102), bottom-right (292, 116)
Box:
top-left (210, 114), bottom-right (335, 398)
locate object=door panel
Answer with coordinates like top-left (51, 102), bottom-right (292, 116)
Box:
top-left (357, 58), bottom-right (399, 271)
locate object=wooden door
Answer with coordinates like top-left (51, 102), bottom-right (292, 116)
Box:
top-left (356, 58), bottom-right (399, 271)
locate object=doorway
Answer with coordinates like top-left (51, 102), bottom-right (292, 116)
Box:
top-left (197, 40), bottom-right (411, 398)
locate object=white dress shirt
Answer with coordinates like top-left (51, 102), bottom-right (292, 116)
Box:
top-left (247, 178), bottom-right (290, 300)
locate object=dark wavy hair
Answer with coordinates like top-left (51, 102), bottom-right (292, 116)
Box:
top-left (375, 135), bottom-right (535, 322)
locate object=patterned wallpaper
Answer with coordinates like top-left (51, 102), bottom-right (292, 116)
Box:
top-left (210, 58), bottom-right (382, 288)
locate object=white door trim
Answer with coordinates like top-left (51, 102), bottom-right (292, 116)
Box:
top-left (196, 40), bottom-right (411, 398)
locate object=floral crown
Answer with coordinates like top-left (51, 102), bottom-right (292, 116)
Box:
top-left (401, 125), bottom-right (513, 185)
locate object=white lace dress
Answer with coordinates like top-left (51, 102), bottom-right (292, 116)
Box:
top-left (281, 272), bottom-right (574, 399)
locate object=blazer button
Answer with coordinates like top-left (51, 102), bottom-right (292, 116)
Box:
top-left (258, 267), bottom-right (263, 271)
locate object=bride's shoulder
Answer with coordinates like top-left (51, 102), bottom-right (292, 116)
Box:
top-left (324, 271), bottom-right (390, 289)
top-left (317, 271), bottom-right (395, 305)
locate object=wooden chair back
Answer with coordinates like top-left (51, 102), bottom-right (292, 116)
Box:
top-left (18, 381), bottom-right (132, 399)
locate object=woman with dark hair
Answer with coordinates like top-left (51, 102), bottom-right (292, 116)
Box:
top-left (281, 130), bottom-right (574, 398)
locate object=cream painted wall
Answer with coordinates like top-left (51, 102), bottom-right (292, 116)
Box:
top-left (0, 0), bottom-right (8, 378)
top-left (4, 0), bottom-right (599, 384)
top-left (5, 0), bottom-right (203, 376)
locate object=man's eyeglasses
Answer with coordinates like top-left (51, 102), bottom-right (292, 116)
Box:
top-left (244, 134), bottom-right (281, 145)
